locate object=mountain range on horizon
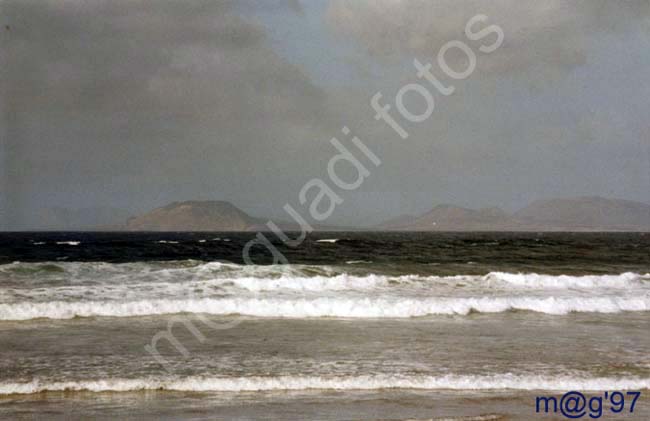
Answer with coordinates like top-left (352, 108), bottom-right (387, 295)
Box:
top-left (378, 196), bottom-right (650, 232)
top-left (25, 195), bottom-right (648, 232)
top-left (11, 196), bottom-right (650, 232)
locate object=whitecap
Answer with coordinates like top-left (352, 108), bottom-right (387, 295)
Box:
top-left (316, 239), bottom-right (339, 244)
top-left (484, 272), bottom-right (649, 289)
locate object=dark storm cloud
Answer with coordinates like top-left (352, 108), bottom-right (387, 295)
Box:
top-left (1, 0), bottom-right (334, 227)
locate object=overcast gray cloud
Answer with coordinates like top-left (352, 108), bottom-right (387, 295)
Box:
top-left (322, 1), bottom-right (648, 213)
top-left (1, 0), bottom-right (649, 229)
top-left (327, 0), bottom-right (649, 76)
top-left (1, 0), bottom-right (339, 228)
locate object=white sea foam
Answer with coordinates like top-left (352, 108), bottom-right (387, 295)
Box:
top-left (3, 261), bottom-right (645, 291)
top-left (486, 272), bottom-right (649, 289)
top-left (316, 239), bottom-right (339, 243)
top-left (1, 374), bottom-right (648, 395)
top-left (2, 261), bottom-right (649, 319)
top-left (1, 294), bottom-right (649, 320)
top-left (226, 274), bottom-right (399, 292)
top-left (4, 271), bottom-right (646, 301)
top-left (55, 241), bottom-right (81, 246)
top-left (188, 270), bottom-right (650, 293)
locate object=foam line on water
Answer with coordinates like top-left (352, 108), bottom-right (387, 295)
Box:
top-left (1, 295), bottom-right (649, 320)
top-left (1, 374), bottom-right (649, 395)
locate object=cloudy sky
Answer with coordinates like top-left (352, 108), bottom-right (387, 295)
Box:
top-left (1, 0), bottom-right (649, 228)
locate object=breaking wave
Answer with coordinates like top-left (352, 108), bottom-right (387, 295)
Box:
top-left (1, 261), bottom-right (647, 292)
top-left (1, 374), bottom-right (648, 395)
top-left (485, 272), bottom-right (649, 289)
top-left (2, 261), bottom-right (648, 320)
top-left (1, 295), bottom-right (649, 320)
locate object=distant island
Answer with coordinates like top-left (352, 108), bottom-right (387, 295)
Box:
top-left (21, 196), bottom-right (650, 232)
top-left (378, 196), bottom-right (650, 232)
top-left (118, 196), bottom-right (649, 232)
top-left (125, 201), bottom-right (261, 231)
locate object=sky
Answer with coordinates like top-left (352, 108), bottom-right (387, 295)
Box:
top-left (1, 0), bottom-right (649, 229)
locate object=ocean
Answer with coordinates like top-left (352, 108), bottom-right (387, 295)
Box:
top-left (0, 232), bottom-right (649, 420)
